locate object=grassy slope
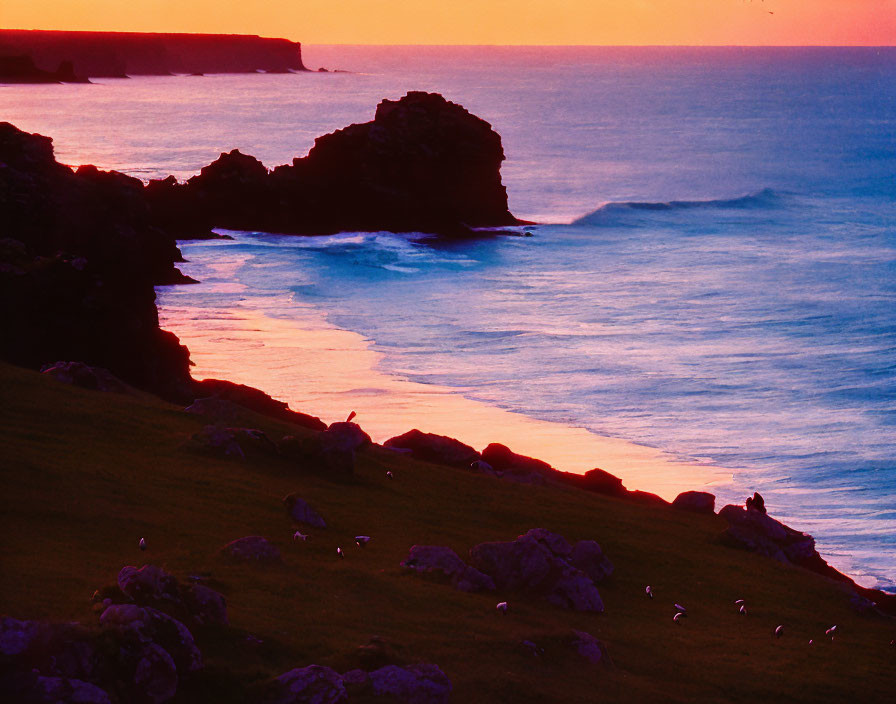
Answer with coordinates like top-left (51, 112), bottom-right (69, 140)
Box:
top-left (0, 361), bottom-right (893, 703)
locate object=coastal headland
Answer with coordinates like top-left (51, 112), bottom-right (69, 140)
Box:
top-left (1, 93), bottom-right (893, 703)
top-left (0, 29), bottom-right (308, 81)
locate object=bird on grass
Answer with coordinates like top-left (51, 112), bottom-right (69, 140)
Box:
top-left (138, 538), bottom-right (146, 551)
top-left (293, 531), bottom-right (309, 542)
top-left (739, 605), bottom-right (747, 615)
top-left (355, 535), bottom-right (371, 548)
top-left (645, 586), bottom-right (653, 599)
top-left (337, 547), bottom-right (345, 559)
top-left (496, 601), bottom-right (508, 614)
top-left (825, 625), bottom-right (837, 638)
top-left (674, 603), bottom-right (687, 614)
top-left (734, 599), bottom-right (745, 606)
top-left (673, 612), bottom-right (685, 624)
top-left (386, 471), bottom-right (394, 480)
top-left (775, 625), bottom-right (784, 638)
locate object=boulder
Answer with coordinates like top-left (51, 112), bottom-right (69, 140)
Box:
top-left (672, 491), bottom-right (716, 514)
top-left (321, 422), bottom-right (372, 453)
top-left (368, 663), bottom-right (452, 704)
top-left (219, 536), bottom-right (282, 564)
top-left (570, 631), bottom-right (607, 665)
top-left (133, 643), bottom-right (178, 704)
top-left (99, 605), bottom-right (202, 674)
top-left (282, 494), bottom-right (327, 529)
top-left (383, 430), bottom-right (480, 467)
top-left (267, 665), bottom-right (347, 704)
top-left (469, 529), bottom-right (605, 612)
top-left (41, 361), bottom-right (132, 393)
top-left (401, 545), bottom-right (495, 593)
top-left (569, 540), bottom-right (614, 583)
top-left (481, 443), bottom-right (555, 484)
top-left (31, 676), bottom-right (112, 704)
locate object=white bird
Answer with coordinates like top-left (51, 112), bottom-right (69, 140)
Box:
top-left (496, 601), bottom-right (508, 614)
top-left (739, 605), bottom-right (747, 615)
top-left (337, 547), bottom-right (345, 559)
top-left (775, 625), bottom-right (784, 638)
top-left (293, 531), bottom-right (309, 541)
top-left (645, 585), bottom-right (653, 598)
top-left (825, 625), bottom-right (837, 637)
top-left (809, 639), bottom-right (814, 645)
top-left (346, 411), bottom-right (356, 423)
top-left (734, 599), bottom-right (745, 606)
top-left (386, 471), bottom-right (394, 480)
top-left (673, 612), bottom-right (684, 623)
top-left (674, 603), bottom-right (687, 613)
top-left (138, 538), bottom-right (146, 551)
top-left (355, 535), bottom-right (371, 548)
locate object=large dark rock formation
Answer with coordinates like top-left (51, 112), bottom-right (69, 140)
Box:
top-left (0, 122), bottom-right (193, 400)
top-left (0, 30), bottom-right (307, 78)
top-left (146, 91), bottom-right (520, 237)
top-left (0, 54), bottom-right (88, 84)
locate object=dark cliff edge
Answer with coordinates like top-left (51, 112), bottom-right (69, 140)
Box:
top-left (0, 29), bottom-right (307, 79)
top-left (0, 54), bottom-right (89, 83)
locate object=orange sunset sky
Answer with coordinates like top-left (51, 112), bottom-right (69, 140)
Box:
top-left (1, 1), bottom-right (894, 45)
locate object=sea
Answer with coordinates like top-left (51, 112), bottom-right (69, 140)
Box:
top-left (3, 45), bottom-right (894, 591)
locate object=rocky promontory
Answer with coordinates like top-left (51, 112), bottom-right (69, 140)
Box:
top-left (0, 30), bottom-right (307, 78)
top-left (147, 91), bottom-right (521, 237)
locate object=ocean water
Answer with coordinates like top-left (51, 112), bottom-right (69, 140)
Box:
top-left (3, 46), bottom-right (894, 590)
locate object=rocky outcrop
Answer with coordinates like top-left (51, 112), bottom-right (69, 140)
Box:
top-left (481, 443), bottom-right (555, 484)
top-left (719, 503), bottom-right (818, 567)
top-left (41, 361), bottom-right (133, 393)
top-left (191, 378), bottom-right (326, 430)
top-left (401, 545), bottom-right (495, 593)
top-left (672, 491), bottom-right (716, 514)
top-left (366, 663), bottom-right (452, 703)
top-left (0, 610), bottom-right (201, 704)
top-left (115, 564), bottom-right (227, 626)
top-left (146, 92), bottom-right (519, 238)
top-left (0, 121), bottom-right (193, 401)
top-left (283, 494), bottom-right (328, 529)
top-left (570, 630), bottom-right (608, 665)
top-left (262, 665), bottom-right (347, 704)
top-left (469, 529), bottom-right (609, 612)
top-left (188, 425), bottom-right (279, 459)
top-left (384, 429), bottom-right (480, 468)
top-left (564, 467), bottom-right (670, 506)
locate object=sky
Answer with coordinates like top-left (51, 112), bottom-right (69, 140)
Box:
top-left (1, 1), bottom-right (894, 46)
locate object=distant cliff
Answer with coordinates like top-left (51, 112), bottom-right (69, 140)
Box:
top-left (0, 30), bottom-right (307, 78)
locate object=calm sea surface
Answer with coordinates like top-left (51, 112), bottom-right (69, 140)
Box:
top-left (3, 46), bottom-right (894, 590)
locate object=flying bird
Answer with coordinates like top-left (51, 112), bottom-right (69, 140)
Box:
top-left (337, 547), bottom-right (345, 559)
top-left (138, 538), bottom-right (146, 551)
top-left (293, 531), bottom-right (309, 541)
top-left (355, 535), bottom-right (371, 548)
top-left (645, 585), bottom-right (653, 599)
top-left (775, 625), bottom-right (784, 638)
top-left (346, 411), bottom-right (356, 422)
top-left (496, 601), bottom-right (508, 614)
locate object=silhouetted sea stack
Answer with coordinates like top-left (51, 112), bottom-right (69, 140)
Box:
top-left (0, 29), bottom-right (307, 78)
top-left (146, 91), bottom-right (521, 237)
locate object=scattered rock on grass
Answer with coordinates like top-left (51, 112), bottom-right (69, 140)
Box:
top-left (219, 536), bottom-right (282, 564)
top-left (401, 545), bottom-right (495, 593)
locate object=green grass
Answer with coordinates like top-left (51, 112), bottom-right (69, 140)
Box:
top-left (1, 361), bottom-right (893, 702)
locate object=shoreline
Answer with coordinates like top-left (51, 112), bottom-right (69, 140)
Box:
top-left (156, 234), bottom-right (892, 593)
